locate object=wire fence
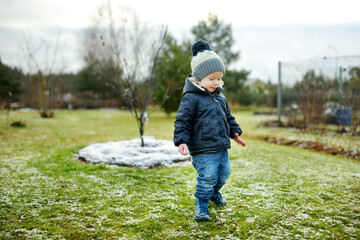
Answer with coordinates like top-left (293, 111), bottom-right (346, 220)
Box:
top-left (278, 56), bottom-right (360, 133)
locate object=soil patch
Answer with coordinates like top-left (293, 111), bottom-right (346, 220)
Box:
top-left (252, 135), bottom-right (359, 160)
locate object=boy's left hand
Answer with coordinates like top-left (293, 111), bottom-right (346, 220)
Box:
top-left (234, 133), bottom-right (246, 147)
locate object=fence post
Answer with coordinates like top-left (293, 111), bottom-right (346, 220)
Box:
top-left (339, 66), bottom-right (343, 105)
top-left (277, 61), bottom-right (282, 125)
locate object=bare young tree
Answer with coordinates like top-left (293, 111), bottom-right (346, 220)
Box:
top-left (22, 31), bottom-right (66, 117)
top-left (95, 2), bottom-right (168, 146)
top-left (295, 70), bottom-right (326, 126)
top-left (343, 67), bottom-right (360, 133)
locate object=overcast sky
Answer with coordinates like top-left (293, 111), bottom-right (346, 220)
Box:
top-left (1, 0), bottom-right (360, 83)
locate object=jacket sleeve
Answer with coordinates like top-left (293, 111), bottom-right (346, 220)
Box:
top-left (173, 94), bottom-right (196, 146)
top-left (226, 101), bottom-right (242, 139)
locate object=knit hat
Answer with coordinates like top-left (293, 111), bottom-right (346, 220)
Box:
top-left (191, 40), bottom-right (225, 82)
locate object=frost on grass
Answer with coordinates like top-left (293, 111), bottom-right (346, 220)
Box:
top-left (77, 137), bottom-right (191, 169)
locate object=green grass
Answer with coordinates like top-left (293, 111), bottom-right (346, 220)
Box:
top-left (0, 110), bottom-right (359, 239)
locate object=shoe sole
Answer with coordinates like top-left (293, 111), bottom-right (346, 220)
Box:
top-left (194, 216), bottom-right (210, 221)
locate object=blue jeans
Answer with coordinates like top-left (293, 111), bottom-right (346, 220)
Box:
top-left (191, 151), bottom-right (231, 202)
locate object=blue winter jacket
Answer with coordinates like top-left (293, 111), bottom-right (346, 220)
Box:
top-left (174, 75), bottom-right (242, 155)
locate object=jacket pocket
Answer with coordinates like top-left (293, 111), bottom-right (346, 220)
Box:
top-left (201, 123), bottom-right (217, 143)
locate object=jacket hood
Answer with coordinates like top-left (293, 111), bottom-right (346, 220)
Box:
top-left (182, 74), bottom-right (222, 96)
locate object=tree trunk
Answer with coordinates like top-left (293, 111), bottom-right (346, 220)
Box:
top-left (140, 119), bottom-right (144, 147)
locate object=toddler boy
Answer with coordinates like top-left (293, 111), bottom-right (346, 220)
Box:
top-left (174, 40), bottom-right (246, 221)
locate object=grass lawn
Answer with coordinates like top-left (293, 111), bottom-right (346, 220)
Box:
top-left (0, 109), bottom-right (359, 239)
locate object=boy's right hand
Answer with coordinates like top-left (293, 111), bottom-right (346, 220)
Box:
top-left (178, 144), bottom-right (189, 156)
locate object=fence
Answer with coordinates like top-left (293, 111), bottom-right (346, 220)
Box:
top-left (277, 56), bottom-right (360, 132)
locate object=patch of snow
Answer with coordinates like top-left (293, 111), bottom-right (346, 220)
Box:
top-left (246, 217), bottom-right (256, 223)
top-left (77, 137), bottom-right (191, 169)
top-left (16, 108), bottom-right (38, 112)
top-left (353, 173), bottom-right (360, 178)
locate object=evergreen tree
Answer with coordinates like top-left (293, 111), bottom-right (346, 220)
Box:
top-left (191, 13), bottom-right (239, 66)
top-left (222, 69), bottom-right (250, 104)
top-left (154, 35), bottom-right (191, 115)
top-left (73, 61), bottom-right (118, 100)
top-left (0, 60), bottom-right (23, 100)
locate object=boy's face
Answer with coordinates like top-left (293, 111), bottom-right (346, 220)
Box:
top-left (199, 71), bottom-right (224, 93)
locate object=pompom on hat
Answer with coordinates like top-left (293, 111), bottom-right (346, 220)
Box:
top-left (191, 40), bottom-right (225, 81)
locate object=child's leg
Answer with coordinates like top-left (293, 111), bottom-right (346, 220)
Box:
top-left (192, 152), bottom-right (223, 220)
top-left (210, 151), bottom-right (231, 206)
top-left (213, 151), bottom-right (231, 193)
top-left (192, 152), bottom-right (222, 201)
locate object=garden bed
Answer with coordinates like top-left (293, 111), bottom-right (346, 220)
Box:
top-left (254, 135), bottom-right (359, 160)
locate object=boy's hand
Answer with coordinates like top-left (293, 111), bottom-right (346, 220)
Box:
top-left (234, 133), bottom-right (246, 147)
top-left (178, 144), bottom-right (189, 155)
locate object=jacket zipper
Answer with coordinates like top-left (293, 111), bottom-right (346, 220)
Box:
top-left (212, 96), bottom-right (226, 147)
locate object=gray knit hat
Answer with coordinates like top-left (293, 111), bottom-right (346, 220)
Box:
top-left (191, 40), bottom-right (225, 81)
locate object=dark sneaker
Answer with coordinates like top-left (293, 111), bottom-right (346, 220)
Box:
top-left (210, 191), bottom-right (227, 206)
top-left (194, 198), bottom-right (210, 221)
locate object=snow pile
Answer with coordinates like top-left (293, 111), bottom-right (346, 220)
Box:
top-left (77, 137), bottom-right (191, 169)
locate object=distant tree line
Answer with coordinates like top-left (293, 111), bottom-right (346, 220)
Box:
top-left (3, 12), bottom-right (358, 122)
top-left (0, 13), bottom-right (260, 116)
